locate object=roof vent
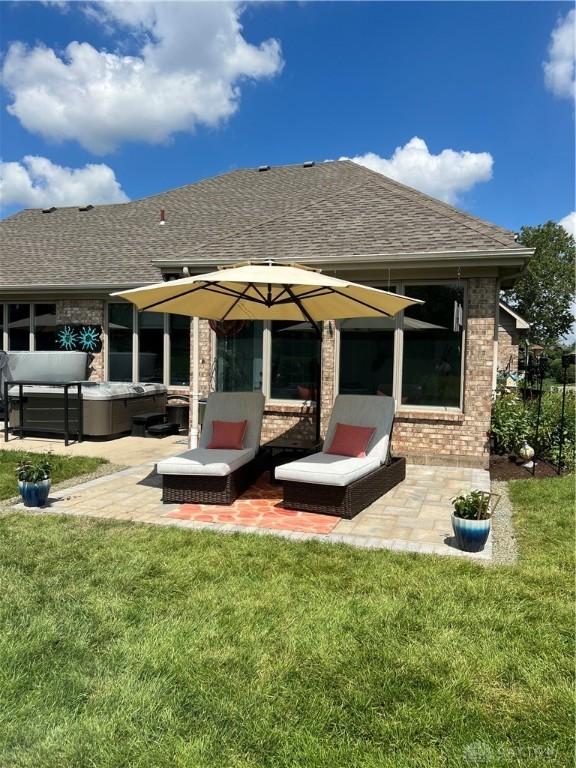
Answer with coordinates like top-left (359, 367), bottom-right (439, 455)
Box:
top-left (42, 206), bottom-right (56, 214)
top-left (159, 208), bottom-right (166, 225)
top-left (258, 165), bottom-right (271, 172)
top-left (303, 160), bottom-right (315, 168)
top-left (78, 204), bottom-right (93, 212)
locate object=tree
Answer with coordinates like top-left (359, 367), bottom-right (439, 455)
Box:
top-left (505, 221), bottom-right (575, 344)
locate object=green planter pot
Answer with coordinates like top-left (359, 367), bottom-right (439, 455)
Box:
top-left (451, 513), bottom-right (491, 552)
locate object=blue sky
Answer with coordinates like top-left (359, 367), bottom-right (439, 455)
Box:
top-left (1, 1), bottom-right (574, 235)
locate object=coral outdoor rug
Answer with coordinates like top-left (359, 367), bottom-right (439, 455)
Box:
top-left (165, 475), bottom-right (339, 535)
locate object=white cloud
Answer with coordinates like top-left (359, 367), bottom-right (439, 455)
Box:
top-left (0, 156), bottom-right (129, 208)
top-left (543, 9), bottom-right (575, 100)
top-left (1, 2), bottom-right (283, 154)
top-left (342, 137), bottom-right (493, 204)
top-left (559, 211), bottom-right (576, 237)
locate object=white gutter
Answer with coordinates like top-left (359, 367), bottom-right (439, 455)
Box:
top-left (153, 247), bottom-right (534, 271)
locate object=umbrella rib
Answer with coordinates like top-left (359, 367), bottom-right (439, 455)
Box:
top-left (329, 288), bottom-right (392, 317)
top-left (140, 281), bottom-right (210, 312)
top-left (198, 284), bottom-right (270, 307)
top-left (248, 283), bottom-right (267, 302)
top-left (139, 281), bottom-right (267, 312)
top-left (284, 285), bottom-right (322, 338)
top-left (271, 286), bottom-right (290, 304)
top-left (274, 287), bottom-right (334, 304)
top-left (221, 283), bottom-right (252, 321)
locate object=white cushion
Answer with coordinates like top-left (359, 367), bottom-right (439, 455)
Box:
top-left (275, 452), bottom-right (380, 487)
top-left (323, 395), bottom-right (395, 464)
top-left (199, 391), bottom-right (264, 454)
top-left (157, 448), bottom-right (255, 477)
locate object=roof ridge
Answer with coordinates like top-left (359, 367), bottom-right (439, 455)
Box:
top-left (126, 160), bottom-right (343, 207)
top-left (339, 160), bottom-right (517, 249)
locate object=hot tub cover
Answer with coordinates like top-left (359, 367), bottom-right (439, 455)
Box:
top-left (8, 382), bottom-right (167, 400)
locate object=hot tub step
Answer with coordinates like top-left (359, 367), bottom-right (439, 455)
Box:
top-left (146, 422), bottom-right (180, 437)
top-left (131, 411), bottom-right (166, 437)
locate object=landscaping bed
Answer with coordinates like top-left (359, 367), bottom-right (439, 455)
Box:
top-left (490, 454), bottom-right (560, 481)
top-left (0, 475), bottom-right (573, 767)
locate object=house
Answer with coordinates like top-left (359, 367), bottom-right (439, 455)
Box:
top-left (0, 160), bottom-right (533, 468)
top-left (497, 301), bottom-right (530, 374)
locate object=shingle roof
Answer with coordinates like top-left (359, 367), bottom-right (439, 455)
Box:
top-left (0, 160), bottom-right (526, 288)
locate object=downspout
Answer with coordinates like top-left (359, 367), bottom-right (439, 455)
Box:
top-left (189, 316), bottom-right (200, 448)
top-left (493, 278), bottom-right (500, 390)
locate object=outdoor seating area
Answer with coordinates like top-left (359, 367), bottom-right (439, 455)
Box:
top-left (155, 390), bottom-right (406, 518)
top-left (5, 439), bottom-right (492, 559)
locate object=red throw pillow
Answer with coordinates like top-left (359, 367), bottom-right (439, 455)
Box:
top-left (327, 423), bottom-right (376, 458)
top-left (207, 420), bottom-right (247, 450)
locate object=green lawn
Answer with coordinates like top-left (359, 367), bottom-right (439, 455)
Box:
top-left (0, 451), bottom-right (107, 501)
top-left (0, 476), bottom-right (573, 768)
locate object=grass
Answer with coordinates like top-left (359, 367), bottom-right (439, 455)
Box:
top-left (0, 451), bottom-right (108, 501)
top-left (0, 475), bottom-right (573, 768)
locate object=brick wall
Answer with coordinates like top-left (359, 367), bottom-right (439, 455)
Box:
top-left (56, 299), bottom-right (104, 381)
top-left (497, 326), bottom-right (520, 373)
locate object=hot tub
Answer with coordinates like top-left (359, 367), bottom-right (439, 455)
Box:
top-left (8, 381), bottom-right (167, 438)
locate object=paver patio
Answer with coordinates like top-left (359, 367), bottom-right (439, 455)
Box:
top-left (4, 433), bottom-right (492, 559)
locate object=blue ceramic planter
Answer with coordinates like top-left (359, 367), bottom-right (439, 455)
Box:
top-left (451, 513), bottom-right (491, 552)
top-left (18, 479), bottom-right (51, 508)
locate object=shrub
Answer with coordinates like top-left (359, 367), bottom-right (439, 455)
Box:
top-left (490, 393), bottom-right (530, 454)
top-left (528, 390), bottom-right (575, 472)
top-left (16, 458), bottom-right (51, 483)
top-left (491, 390), bottom-right (576, 471)
top-left (451, 490), bottom-right (491, 520)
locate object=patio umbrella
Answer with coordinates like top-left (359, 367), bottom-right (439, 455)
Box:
top-left (112, 262), bottom-right (423, 443)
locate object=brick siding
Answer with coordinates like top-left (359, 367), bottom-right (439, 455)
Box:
top-left (497, 326), bottom-right (520, 373)
top-left (56, 299), bottom-right (104, 381)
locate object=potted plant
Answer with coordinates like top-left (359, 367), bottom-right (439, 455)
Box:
top-left (16, 458), bottom-right (52, 508)
top-left (451, 490), bottom-right (499, 552)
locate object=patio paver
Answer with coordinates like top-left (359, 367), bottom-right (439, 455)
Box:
top-left (5, 452), bottom-right (492, 560)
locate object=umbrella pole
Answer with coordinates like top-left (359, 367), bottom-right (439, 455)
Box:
top-left (189, 316), bottom-right (200, 449)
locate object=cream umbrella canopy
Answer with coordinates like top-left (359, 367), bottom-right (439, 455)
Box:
top-left (112, 262), bottom-right (422, 321)
top-left (112, 262), bottom-right (423, 444)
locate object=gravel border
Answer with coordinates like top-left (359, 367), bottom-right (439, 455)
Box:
top-left (490, 479), bottom-right (518, 565)
top-left (0, 462), bottom-right (127, 512)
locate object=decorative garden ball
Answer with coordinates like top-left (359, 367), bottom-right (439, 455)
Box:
top-left (518, 443), bottom-right (534, 462)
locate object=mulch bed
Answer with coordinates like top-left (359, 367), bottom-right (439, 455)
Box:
top-left (490, 454), bottom-right (561, 481)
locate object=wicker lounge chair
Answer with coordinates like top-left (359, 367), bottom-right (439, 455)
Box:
top-left (276, 395), bottom-right (405, 518)
top-left (157, 391), bottom-right (265, 504)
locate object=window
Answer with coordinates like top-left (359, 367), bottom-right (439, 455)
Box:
top-left (339, 286), bottom-right (397, 397)
top-left (8, 304), bottom-right (30, 350)
top-left (34, 304), bottom-right (57, 350)
top-left (215, 321), bottom-right (263, 392)
top-left (270, 321), bottom-right (320, 400)
top-left (170, 315), bottom-right (190, 386)
top-left (138, 311), bottom-right (164, 383)
top-left (401, 284), bottom-right (463, 408)
top-left (108, 303), bottom-right (133, 381)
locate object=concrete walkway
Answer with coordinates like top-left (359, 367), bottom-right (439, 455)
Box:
top-left (1, 429), bottom-right (188, 466)
top-left (6, 438), bottom-right (492, 559)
